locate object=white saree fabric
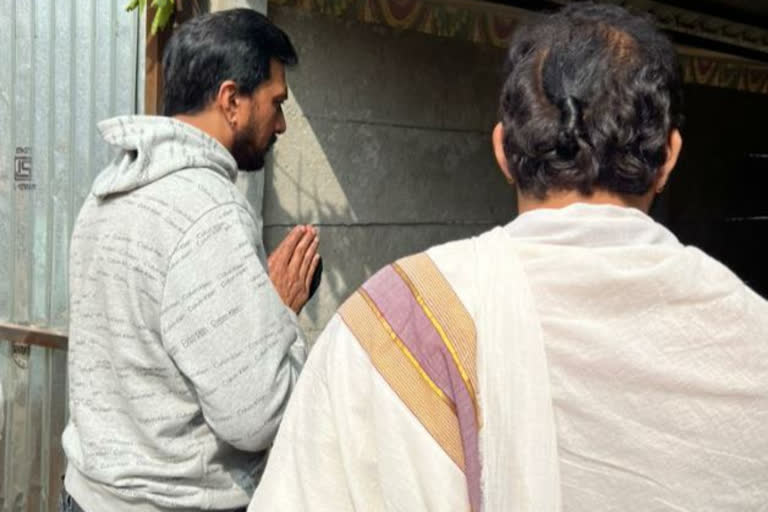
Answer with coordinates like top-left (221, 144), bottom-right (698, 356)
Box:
top-left (246, 313), bottom-right (471, 512)
top-left (250, 203), bottom-right (768, 511)
top-left (472, 226), bottom-right (562, 512)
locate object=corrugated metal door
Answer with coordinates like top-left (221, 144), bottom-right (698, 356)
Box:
top-left (0, 1), bottom-right (143, 510)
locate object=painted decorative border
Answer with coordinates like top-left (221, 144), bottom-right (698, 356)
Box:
top-left (270, 0), bottom-right (520, 46)
top-left (680, 54), bottom-right (768, 94)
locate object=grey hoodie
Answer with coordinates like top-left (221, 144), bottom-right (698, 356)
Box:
top-left (62, 116), bottom-right (307, 512)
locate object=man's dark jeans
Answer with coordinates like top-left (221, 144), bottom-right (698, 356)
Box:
top-left (58, 487), bottom-right (86, 512)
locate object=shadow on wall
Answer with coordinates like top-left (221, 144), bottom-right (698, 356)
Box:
top-left (260, 6), bottom-right (515, 338)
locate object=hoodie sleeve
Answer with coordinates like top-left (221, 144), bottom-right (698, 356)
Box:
top-left (160, 201), bottom-right (307, 452)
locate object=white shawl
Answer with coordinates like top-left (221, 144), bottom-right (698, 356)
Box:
top-left (475, 226), bottom-right (562, 511)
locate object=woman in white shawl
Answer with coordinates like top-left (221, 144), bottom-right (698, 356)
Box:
top-left (249, 4), bottom-right (768, 511)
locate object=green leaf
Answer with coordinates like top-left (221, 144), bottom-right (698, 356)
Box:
top-left (151, 0), bottom-right (171, 10)
top-left (125, 0), bottom-right (147, 13)
top-left (150, 0), bottom-right (175, 34)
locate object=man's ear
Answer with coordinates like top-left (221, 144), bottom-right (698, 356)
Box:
top-left (655, 128), bottom-right (682, 193)
top-left (492, 122), bottom-right (514, 184)
top-left (215, 80), bottom-right (240, 127)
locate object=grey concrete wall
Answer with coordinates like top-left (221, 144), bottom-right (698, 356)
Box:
top-left (265, 6), bottom-right (515, 340)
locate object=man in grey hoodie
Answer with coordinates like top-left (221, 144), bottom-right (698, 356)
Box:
top-left (59, 10), bottom-right (318, 512)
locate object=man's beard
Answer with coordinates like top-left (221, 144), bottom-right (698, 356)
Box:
top-left (231, 120), bottom-right (276, 171)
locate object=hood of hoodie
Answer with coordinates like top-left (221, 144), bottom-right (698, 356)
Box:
top-left (92, 115), bottom-right (238, 199)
